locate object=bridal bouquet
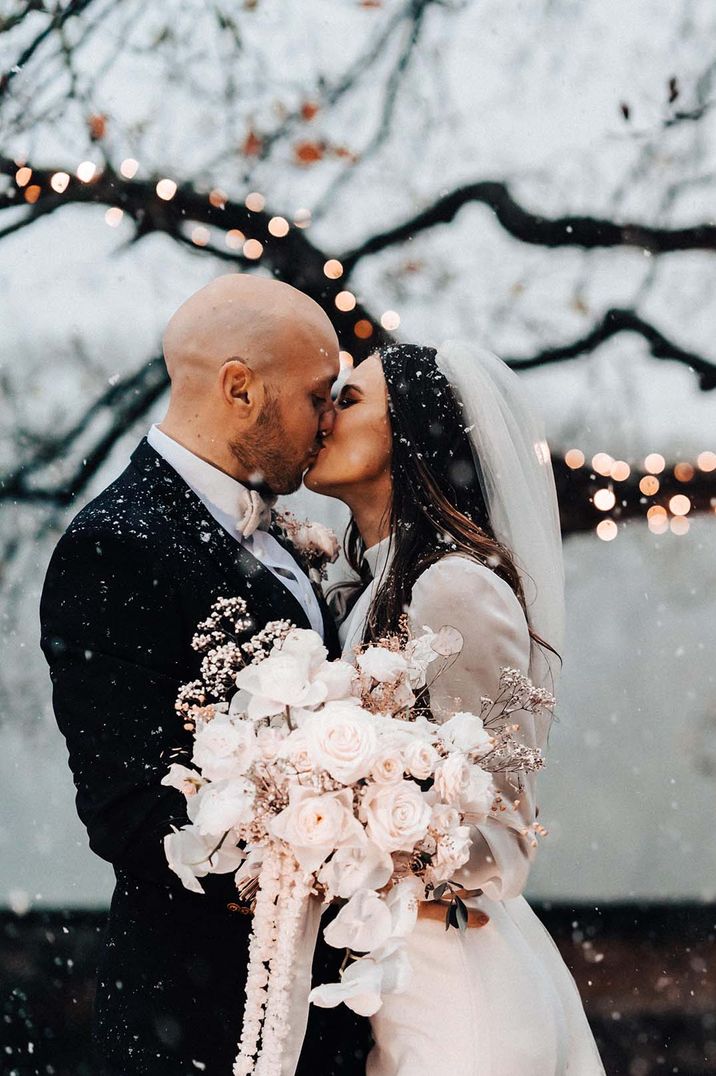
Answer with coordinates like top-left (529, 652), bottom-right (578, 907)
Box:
top-left (163, 595), bottom-right (553, 1076)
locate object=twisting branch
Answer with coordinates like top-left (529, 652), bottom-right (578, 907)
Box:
top-left (505, 308), bottom-right (716, 391)
top-left (0, 0), bottom-right (101, 96)
top-left (338, 180), bottom-right (716, 272)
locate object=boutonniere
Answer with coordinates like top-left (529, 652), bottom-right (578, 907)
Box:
top-left (273, 511), bottom-right (340, 584)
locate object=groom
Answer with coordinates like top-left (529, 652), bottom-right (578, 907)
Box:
top-left (40, 275), bottom-right (371, 1075)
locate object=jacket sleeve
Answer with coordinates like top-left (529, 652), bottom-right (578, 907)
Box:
top-left (39, 527), bottom-right (237, 902)
top-left (409, 555), bottom-right (539, 901)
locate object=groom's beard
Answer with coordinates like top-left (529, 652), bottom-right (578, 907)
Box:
top-left (230, 393), bottom-right (304, 495)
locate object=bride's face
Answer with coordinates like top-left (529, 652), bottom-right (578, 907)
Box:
top-left (303, 352), bottom-right (392, 499)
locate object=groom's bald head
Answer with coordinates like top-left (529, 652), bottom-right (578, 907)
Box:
top-left (159, 274), bottom-right (340, 493)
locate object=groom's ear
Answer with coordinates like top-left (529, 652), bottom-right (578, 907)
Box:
top-left (220, 357), bottom-right (257, 411)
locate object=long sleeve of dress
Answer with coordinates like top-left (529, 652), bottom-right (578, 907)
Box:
top-left (408, 555), bottom-right (538, 902)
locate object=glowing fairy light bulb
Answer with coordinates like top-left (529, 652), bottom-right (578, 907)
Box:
top-left (668, 494), bottom-right (691, 516)
top-left (639, 475), bottom-right (659, 496)
top-left (323, 259), bottom-right (344, 279)
top-left (191, 225), bottom-right (210, 246)
top-left (50, 171), bottom-right (70, 193)
top-left (15, 166), bottom-right (32, 187)
top-left (104, 207), bottom-right (124, 227)
top-left (226, 229), bottom-right (245, 249)
top-left (564, 449), bottom-right (585, 469)
top-left (120, 158), bottom-right (139, 179)
top-left (596, 520), bottom-right (618, 541)
top-left (697, 451), bottom-right (716, 472)
top-left (335, 291), bottom-right (356, 312)
top-left (591, 453), bottom-right (614, 477)
top-left (156, 178), bottom-right (177, 200)
top-left (644, 453), bottom-right (665, 474)
top-left (76, 161), bottom-right (97, 183)
top-left (610, 460), bottom-right (630, 481)
top-left (243, 238), bottom-right (263, 259)
top-left (593, 488), bottom-right (616, 511)
top-left (268, 216), bottom-right (289, 237)
top-left (245, 191), bottom-right (265, 212)
top-left (381, 310), bottom-right (401, 331)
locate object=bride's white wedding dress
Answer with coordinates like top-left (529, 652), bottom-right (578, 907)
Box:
top-left (339, 537), bottom-right (606, 1076)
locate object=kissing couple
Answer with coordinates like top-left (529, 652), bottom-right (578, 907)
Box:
top-left (41, 274), bottom-right (605, 1074)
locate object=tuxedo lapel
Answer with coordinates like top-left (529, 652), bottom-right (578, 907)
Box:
top-left (130, 439), bottom-right (311, 631)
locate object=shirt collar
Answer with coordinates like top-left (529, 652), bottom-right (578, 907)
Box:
top-left (147, 424), bottom-right (258, 529)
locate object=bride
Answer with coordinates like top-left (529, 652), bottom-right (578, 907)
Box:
top-left (303, 340), bottom-right (606, 1075)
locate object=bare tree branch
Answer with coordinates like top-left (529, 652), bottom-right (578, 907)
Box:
top-left (338, 180), bottom-right (716, 273)
top-left (0, 0), bottom-right (101, 97)
top-left (506, 308), bottom-right (716, 391)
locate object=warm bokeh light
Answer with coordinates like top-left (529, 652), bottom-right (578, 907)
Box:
top-left (697, 451), bottom-right (716, 472)
top-left (209, 188), bottom-right (227, 209)
top-left (226, 229), bottom-right (245, 249)
top-left (564, 449), bottom-right (585, 469)
top-left (76, 161), bottom-right (97, 183)
top-left (668, 494), bottom-right (691, 516)
top-left (50, 171), bottom-right (70, 193)
top-left (354, 319), bottom-right (373, 339)
top-left (191, 225), bottom-right (210, 246)
top-left (294, 207), bottom-right (312, 228)
top-left (323, 259), bottom-right (343, 279)
top-left (593, 488), bottom-right (616, 511)
top-left (596, 520), bottom-right (618, 541)
top-left (15, 166), bottom-right (32, 187)
top-left (670, 516), bottom-right (690, 535)
top-left (104, 207), bottom-right (124, 227)
top-left (339, 351), bottom-right (354, 369)
top-left (243, 238), bottom-right (264, 259)
top-left (24, 185), bottom-right (40, 204)
top-left (120, 158), bottom-right (138, 179)
top-left (335, 290), bottom-right (357, 312)
top-left (647, 505), bottom-right (667, 521)
top-left (380, 310), bottom-right (401, 331)
top-left (245, 191), bottom-right (266, 212)
top-left (644, 453), bottom-right (665, 474)
top-left (674, 462), bottom-right (695, 482)
top-left (610, 460), bottom-right (630, 481)
top-left (268, 216), bottom-right (289, 237)
top-left (156, 178), bottom-right (177, 200)
top-left (591, 453), bottom-right (614, 476)
top-left (648, 515), bottom-right (669, 535)
top-left (639, 475), bottom-right (660, 496)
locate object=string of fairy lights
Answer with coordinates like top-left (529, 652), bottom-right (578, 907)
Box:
top-left (10, 156), bottom-right (716, 543)
top-left (563, 449), bottom-right (716, 540)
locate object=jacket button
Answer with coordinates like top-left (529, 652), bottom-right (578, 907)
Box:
top-left (226, 902), bottom-right (241, 912)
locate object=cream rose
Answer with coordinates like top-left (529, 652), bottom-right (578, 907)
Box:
top-left (192, 714), bottom-right (258, 781)
top-left (303, 701), bottom-right (378, 784)
top-left (403, 739), bottom-right (438, 780)
top-left (360, 780), bottom-right (431, 853)
top-left (357, 646), bottom-right (409, 684)
top-left (270, 785), bottom-right (365, 873)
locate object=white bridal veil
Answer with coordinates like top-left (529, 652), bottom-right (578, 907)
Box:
top-left (435, 339), bottom-right (566, 712)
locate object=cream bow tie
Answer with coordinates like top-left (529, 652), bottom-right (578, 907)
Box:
top-left (236, 487), bottom-right (275, 538)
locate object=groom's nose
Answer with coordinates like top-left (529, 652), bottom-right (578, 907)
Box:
top-left (318, 401), bottom-right (336, 438)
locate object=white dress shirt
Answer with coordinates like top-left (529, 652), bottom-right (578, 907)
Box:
top-left (147, 425), bottom-right (324, 638)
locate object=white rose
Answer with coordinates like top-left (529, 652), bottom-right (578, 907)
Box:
top-left (318, 841), bottom-right (393, 900)
top-left (192, 714), bottom-right (258, 781)
top-left (270, 785), bottom-right (365, 873)
top-left (430, 802), bottom-right (461, 834)
top-left (279, 728), bottom-right (313, 772)
top-left (357, 646), bottom-right (409, 684)
top-left (403, 740), bottom-right (438, 780)
top-left (234, 649), bottom-right (327, 719)
top-left (370, 749), bottom-right (404, 785)
top-left (323, 888), bottom-right (394, 953)
top-left (462, 764), bottom-right (495, 820)
top-left (303, 701), bottom-right (378, 784)
top-left (437, 712), bottom-right (492, 755)
top-left (360, 780), bottom-right (431, 853)
top-left (433, 753), bottom-right (472, 805)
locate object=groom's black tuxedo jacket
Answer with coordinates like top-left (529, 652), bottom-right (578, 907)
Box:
top-left (40, 438), bottom-right (371, 1076)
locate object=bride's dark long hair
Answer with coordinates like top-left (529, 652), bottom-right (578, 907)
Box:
top-left (341, 343), bottom-right (560, 666)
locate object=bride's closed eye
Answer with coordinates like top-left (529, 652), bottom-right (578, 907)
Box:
top-left (337, 393), bottom-right (358, 409)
